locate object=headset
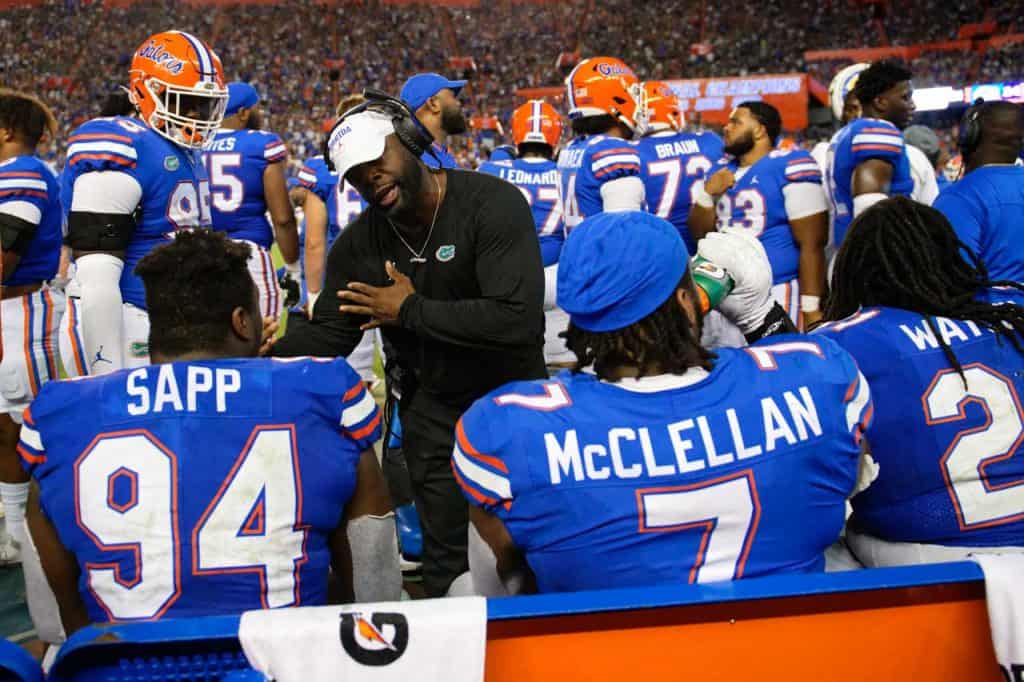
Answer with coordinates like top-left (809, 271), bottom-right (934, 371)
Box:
top-left (322, 88), bottom-right (436, 173)
top-left (958, 98), bottom-right (986, 161)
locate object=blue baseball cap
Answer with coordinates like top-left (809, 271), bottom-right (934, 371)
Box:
top-left (557, 211), bottom-right (689, 332)
top-left (225, 82), bottom-right (260, 117)
top-left (400, 73), bottom-right (467, 111)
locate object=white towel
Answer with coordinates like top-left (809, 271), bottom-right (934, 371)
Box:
top-left (972, 553), bottom-right (1024, 678)
top-left (238, 597), bottom-right (487, 682)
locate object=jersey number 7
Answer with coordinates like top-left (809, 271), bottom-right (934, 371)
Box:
top-left (637, 470), bottom-right (761, 583)
top-left (74, 426), bottom-right (306, 620)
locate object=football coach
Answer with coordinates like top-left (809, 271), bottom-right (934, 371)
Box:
top-left (272, 92), bottom-right (546, 597)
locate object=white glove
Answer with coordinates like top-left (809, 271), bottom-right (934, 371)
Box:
top-left (306, 289), bottom-right (321, 320)
top-left (696, 228), bottom-right (774, 334)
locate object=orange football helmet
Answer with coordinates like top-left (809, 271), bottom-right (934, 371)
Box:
top-left (128, 31), bottom-right (228, 148)
top-left (511, 100), bottom-right (563, 148)
top-left (639, 81), bottom-right (684, 133)
top-left (564, 57), bottom-right (641, 133)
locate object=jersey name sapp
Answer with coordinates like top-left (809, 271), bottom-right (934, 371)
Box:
top-left (544, 385), bottom-right (823, 484)
top-left (652, 138), bottom-right (702, 159)
top-left (125, 365), bottom-right (242, 415)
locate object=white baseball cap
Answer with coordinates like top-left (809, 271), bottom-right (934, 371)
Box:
top-left (327, 110), bottom-right (396, 179)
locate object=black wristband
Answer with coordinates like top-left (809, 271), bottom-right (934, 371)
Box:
top-left (743, 302), bottom-right (798, 344)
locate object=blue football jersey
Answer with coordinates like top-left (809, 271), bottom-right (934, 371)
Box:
top-left (203, 129), bottom-right (288, 248)
top-left (297, 156), bottom-right (364, 243)
top-left (933, 166), bottom-right (1024, 285)
top-left (64, 117), bottom-right (212, 310)
top-left (478, 157), bottom-right (563, 266)
top-left (816, 307), bottom-right (1024, 547)
top-left (638, 131), bottom-right (724, 253)
top-left (571, 135), bottom-right (642, 229)
top-left (0, 155), bottom-right (62, 285)
top-left (826, 118), bottom-right (914, 246)
top-left (556, 136), bottom-right (588, 233)
top-left (455, 335), bottom-right (870, 592)
top-left (711, 149), bottom-right (824, 285)
top-left (19, 356), bottom-right (381, 622)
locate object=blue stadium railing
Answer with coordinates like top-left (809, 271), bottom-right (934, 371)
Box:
top-left (0, 561), bottom-right (985, 681)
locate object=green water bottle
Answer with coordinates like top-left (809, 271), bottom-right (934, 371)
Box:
top-left (691, 255), bottom-right (735, 313)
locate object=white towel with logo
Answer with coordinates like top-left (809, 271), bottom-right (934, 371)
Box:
top-left (238, 597), bottom-right (486, 682)
top-left (972, 553), bottom-right (1024, 677)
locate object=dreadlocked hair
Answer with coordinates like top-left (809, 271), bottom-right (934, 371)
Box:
top-left (564, 273), bottom-right (715, 381)
top-left (827, 196), bottom-right (1024, 382)
top-left (134, 229), bottom-right (256, 358)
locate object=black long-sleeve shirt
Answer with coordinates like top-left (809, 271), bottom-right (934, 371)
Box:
top-left (273, 169), bottom-right (547, 410)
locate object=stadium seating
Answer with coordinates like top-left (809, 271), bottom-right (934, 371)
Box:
top-left (34, 561), bottom-right (997, 682)
top-left (1, 0), bottom-right (1017, 169)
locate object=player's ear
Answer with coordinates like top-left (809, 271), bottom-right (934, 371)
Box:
top-left (675, 285), bottom-right (699, 325)
top-left (230, 305), bottom-right (258, 345)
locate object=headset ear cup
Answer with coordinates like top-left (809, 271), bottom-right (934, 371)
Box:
top-left (393, 116), bottom-right (433, 158)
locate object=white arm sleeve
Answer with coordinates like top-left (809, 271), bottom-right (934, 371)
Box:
top-left (907, 146), bottom-right (939, 206)
top-left (466, 522), bottom-right (522, 597)
top-left (75, 253), bottom-right (125, 374)
top-left (599, 176), bottom-right (645, 213)
top-left (0, 201), bottom-right (42, 225)
top-left (346, 513), bottom-right (402, 603)
top-left (70, 171), bottom-right (142, 213)
top-left (543, 263), bottom-right (559, 311)
top-left (782, 182), bottom-right (828, 221)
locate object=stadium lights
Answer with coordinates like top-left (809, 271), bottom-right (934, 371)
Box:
top-left (913, 81), bottom-right (1024, 112)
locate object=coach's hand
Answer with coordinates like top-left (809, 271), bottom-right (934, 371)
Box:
top-left (338, 261), bottom-right (416, 330)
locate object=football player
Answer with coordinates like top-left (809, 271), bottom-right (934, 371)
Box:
top-left (453, 212), bottom-right (870, 595)
top-left (20, 229), bottom-right (400, 634)
top-left (296, 94), bottom-right (374, 382)
top-left (824, 61), bottom-right (924, 248)
top-left (478, 100), bottom-right (573, 368)
top-left (933, 102), bottom-right (1024, 286)
top-left (636, 81), bottom-right (724, 253)
top-left (0, 90), bottom-right (64, 565)
top-left (60, 31), bottom-right (227, 377)
top-left (816, 197), bottom-right (1024, 566)
top-left (811, 63), bottom-right (868, 172)
top-left (558, 57), bottom-right (645, 232)
top-left (690, 102), bottom-right (828, 327)
top-left (203, 82), bottom-right (299, 319)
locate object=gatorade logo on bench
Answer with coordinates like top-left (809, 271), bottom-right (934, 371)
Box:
top-left (339, 611), bottom-right (409, 666)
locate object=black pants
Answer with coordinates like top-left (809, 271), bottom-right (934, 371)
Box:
top-left (399, 392), bottom-right (468, 597)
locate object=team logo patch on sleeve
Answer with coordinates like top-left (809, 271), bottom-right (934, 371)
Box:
top-left (436, 244), bottom-right (456, 262)
top-left (339, 611), bottom-right (409, 666)
top-left (164, 155), bottom-right (180, 171)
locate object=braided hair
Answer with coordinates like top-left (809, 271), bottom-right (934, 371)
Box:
top-left (827, 196), bottom-right (1024, 380)
top-left (564, 273), bottom-right (715, 381)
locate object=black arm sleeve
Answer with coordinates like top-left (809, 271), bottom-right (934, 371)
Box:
top-left (743, 302), bottom-right (799, 344)
top-left (397, 183), bottom-right (544, 349)
top-left (271, 231), bottom-right (367, 358)
top-left (67, 211), bottom-right (136, 251)
top-left (0, 212), bottom-right (38, 254)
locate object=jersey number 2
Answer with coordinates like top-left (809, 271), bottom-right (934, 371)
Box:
top-left (74, 426), bottom-right (306, 620)
top-left (923, 364), bottom-right (1024, 530)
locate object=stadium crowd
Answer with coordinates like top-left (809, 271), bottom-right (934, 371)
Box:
top-left (2, 0), bottom-right (1021, 167)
